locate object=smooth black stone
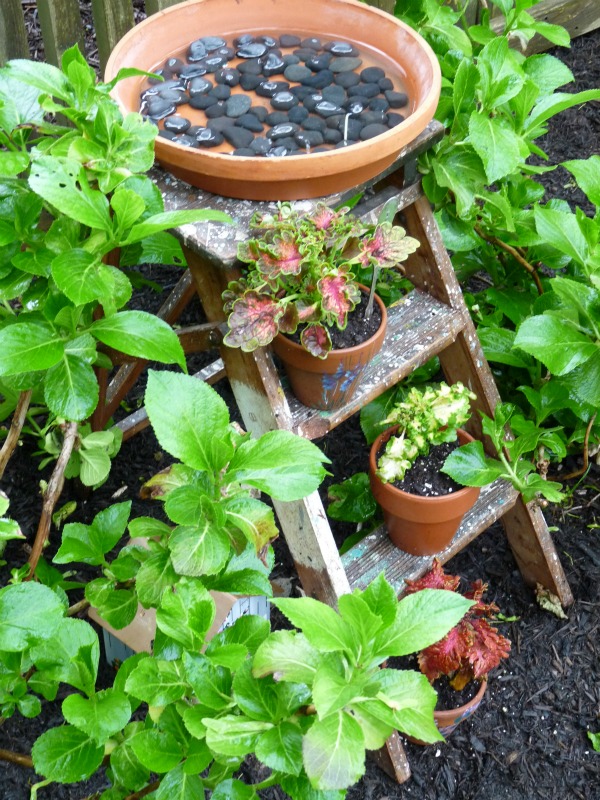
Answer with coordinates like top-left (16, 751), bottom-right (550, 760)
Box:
top-left (338, 117), bottom-right (362, 140)
top-left (141, 85), bottom-right (161, 100)
top-left (201, 36), bottom-right (226, 51)
top-left (290, 85), bottom-right (314, 101)
top-left (250, 136), bottom-right (272, 155)
top-left (322, 85), bottom-right (346, 105)
top-left (180, 64), bottom-right (208, 81)
top-left (280, 34), bottom-right (301, 47)
top-left (238, 59), bottom-right (262, 74)
top-left (265, 110), bottom-right (290, 126)
top-left (236, 113), bottom-right (264, 132)
top-left (226, 94), bottom-right (252, 117)
top-left (210, 85), bottom-right (231, 100)
top-left (186, 125), bottom-right (203, 137)
top-left (288, 106), bottom-right (309, 124)
top-left (188, 76), bottom-right (212, 96)
top-left (163, 115), bottom-right (191, 133)
top-left (223, 127), bottom-right (254, 149)
top-left (323, 128), bottom-right (342, 144)
top-left (335, 139), bottom-right (358, 148)
top-left (240, 74), bottom-right (262, 91)
top-left (202, 55), bottom-right (227, 73)
top-left (284, 64), bottom-right (312, 82)
top-left (344, 97), bottom-right (367, 115)
top-left (387, 112), bottom-right (405, 127)
top-left (330, 56), bottom-right (362, 73)
top-left (268, 122), bottom-right (300, 140)
top-left (189, 94), bottom-right (218, 110)
top-left (237, 42), bottom-right (268, 59)
top-left (315, 100), bottom-right (344, 118)
top-left (311, 146), bottom-right (328, 152)
top-left (148, 68), bottom-right (171, 84)
top-left (360, 123), bottom-right (388, 140)
top-left (271, 91), bottom-right (299, 110)
top-left (158, 88), bottom-right (187, 106)
top-left (195, 127), bottom-right (224, 147)
top-left (370, 97), bottom-right (390, 113)
top-left (379, 77), bottom-right (394, 91)
top-left (352, 82), bottom-right (381, 98)
top-left (157, 78), bottom-right (187, 92)
top-left (324, 41), bottom-right (359, 57)
top-left (326, 114), bottom-right (345, 129)
top-left (207, 117), bottom-right (236, 132)
top-left (302, 70), bottom-right (334, 89)
top-left (146, 99), bottom-right (176, 119)
top-left (257, 35), bottom-right (278, 48)
top-left (361, 66), bottom-right (385, 83)
top-left (294, 47), bottom-right (318, 63)
top-left (205, 102), bottom-right (227, 119)
top-left (232, 147), bottom-right (257, 156)
top-left (215, 68), bottom-right (240, 87)
top-left (334, 71), bottom-right (360, 89)
top-left (158, 129), bottom-right (177, 140)
top-left (302, 116), bottom-right (327, 133)
top-left (216, 46), bottom-right (236, 60)
top-left (295, 130), bottom-right (324, 148)
top-left (262, 54), bottom-right (286, 77)
top-left (267, 145), bottom-right (292, 157)
top-left (302, 37), bottom-right (322, 50)
top-left (306, 53), bottom-right (332, 72)
top-left (282, 54), bottom-right (301, 67)
top-left (256, 80), bottom-right (289, 98)
top-left (385, 90), bottom-right (409, 108)
top-left (173, 133), bottom-right (197, 147)
top-left (249, 105), bottom-right (268, 122)
top-left (360, 110), bottom-right (387, 126)
top-left (234, 34), bottom-right (255, 47)
top-left (303, 93), bottom-right (324, 112)
top-left (187, 40), bottom-right (207, 62)
top-left (164, 57), bottom-right (185, 74)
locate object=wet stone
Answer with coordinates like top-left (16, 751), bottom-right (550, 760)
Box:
top-left (295, 129), bottom-right (324, 148)
top-left (360, 122), bottom-right (389, 140)
top-left (385, 90), bottom-right (409, 108)
top-left (274, 136), bottom-right (299, 151)
top-left (249, 105), bottom-right (268, 121)
top-left (215, 68), bottom-right (240, 86)
top-left (158, 88), bottom-right (187, 105)
top-left (288, 105), bottom-right (309, 124)
top-left (223, 126), bottom-right (254, 149)
top-left (387, 112), bottom-right (405, 127)
top-left (205, 101), bottom-right (227, 118)
top-left (271, 91), bottom-right (299, 110)
top-left (315, 100), bottom-right (344, 118)
top-left (306, 53), bottom-right (332, 72)
top-left (262, 53), bottom-right (286, 77)
top-left (240, 74), bottom-right (262, 91)
top-left (201, 36), bottom-right (226, 51)
top-left (226, 94), bottom-right (252, 117)
top-left (302, 116), bottom-right (326, 133)
top-left (250, 136), bottom-right (272, 154)
top-left (158, 129), bottom-right (177, 140)
top-left (379, 77), bottom-right (394, 91)
top-left (338, 117), bottom-right (362, 140)
top-left (352, 82), bottom-right (381, 98)
top-left (303, 70), bottom-right (334, 90)
top-left (268, 122), bottom-right (300, 140)
top-left (235, 113), bottom-right (264, 132)
top-left (323, 128), bottom-right (342, 144)
top-left (237, 42), bottom-right (268, 59)
top-left (325, 41), bottom-right (359, 57)
top-left (232, 147), bottom-right (256, 156)
top-left (322, 85), bottom-right (346, 105)
top-left (187, 40), bottom-right (207, 62)
top-left (146, 98), bottom-right (176, 119)
top-left (326, 114), bottom-right (344, 129)
top-left (163, 115), bottom-right (191, 133)
top-left (207, 116), bottom-right (236, 132)
top-left (195, 127), bottom-right (224, 147)
top-left (267, 145), bottom-right (291, 157)
top-left (282, 54), bottom-right (301, 67)
top-left (294, 47), bottom-right (318, 63)
top-left (344, 97), bottom-right (367, 115)
top-left (284, 64), bottom-right (312, 83)
top-left (202, 55), bottom-right (227, 73)
top-left (360, 110), bottom-right (387, 126)
top-left (335, 139), bottom-right (358, 148)
top-left (180, 64), bottom-right (208, 81)
top-left (334, 71), bottom-right (360, 89)
top-left (164, 57), bottom-right (185, 74)
top-left (174, 133), bottom-right (197, 147)
top-left (290, 85), bottom-right (314, 101)
top-left (148, 68), bottom-right (171, 84)
top-left (257, 35), bottom-right (278, 48)
top-left (302, 37), bottom-right (322, 50)
top-left (189, 94), bottom-right (218, 110)
top-left (303, 93), bottom-right (323, 112)
top-left (234, 34), bottom-right (255, 47)
top-left (280, 34), bottom-right (301, 47)
top-left (210, 85), bottom-right (231, 100)
top-left (256, 80), bottom-right (289, 98)
top-left (238, 59), bottom-right (262, 74)
top-left (360, 66), bottom-right (385, 83)
top-left (330, 56), bottom-right (362, 73)
top-left (370, 97), bottom-right (389, 113)
top-left (265, 110), bottom-right (290, 126)
top-left (216, 46), bottom-right (236, 60)
top-left (188, 76), bottom-right (213, 96)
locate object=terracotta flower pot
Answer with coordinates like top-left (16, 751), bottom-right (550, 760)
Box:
top-left (406, 679), bottom-right (488, 744)
top-left (271, 292), bottom-right (387, 411)
top-left (105, 0), bottom-right (441, 200)
top-left (369, 427), bottom-right (480, 555)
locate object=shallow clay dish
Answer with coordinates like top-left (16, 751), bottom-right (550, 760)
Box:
top-left (105, 0), bottom-right (441, 200)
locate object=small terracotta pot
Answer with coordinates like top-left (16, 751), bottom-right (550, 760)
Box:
top-left (406, 679), bottom-right (487, 744)
top-left (271, 292), bottom-right (387, 411)
top-left (369, 427), bottom-right (480, 555)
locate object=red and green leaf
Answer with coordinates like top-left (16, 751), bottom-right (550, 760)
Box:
top-left (358, 223), bottom-right (419, 269)
top-left (404, 559), bottom-right (460, 594)
top-left (224, 292), bottom-right (285, 350)
top-left (301, 324), bottom-right (331, 359)
top-left (318, 273), bottom-right (360, 328)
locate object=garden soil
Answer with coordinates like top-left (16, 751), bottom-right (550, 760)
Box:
top-left (1, 13), bottom-right (599, 800)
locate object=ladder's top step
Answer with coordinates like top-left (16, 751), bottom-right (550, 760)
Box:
top-left (284, 289), bottom-right (466, 439)
top-left (342, 480), bottom-right (519, 595)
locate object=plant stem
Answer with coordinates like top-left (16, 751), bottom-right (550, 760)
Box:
top-left (124, 781), bottom-right (160, 799)
top-left (27, 422), bottom-right (78, 578)
top-left (365, 266), bottom-right (380, 320)
top-left (0, 748), bottom-right (33, 768)
top-left (551, 413), bottom-right (597, 481)
top-left (474, 225), bottom-right (544, 295)
top-left (67, 598), bottom-right (91, 617)
top-left (0, 390), bottom-right (32, 481)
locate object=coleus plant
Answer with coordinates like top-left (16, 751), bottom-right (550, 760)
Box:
top-left (404, 559), bottom-right (511, 691)
top-left (0, 371), bottom-right (476, 797)
top-left (222, 200), bottom-right (419, 358)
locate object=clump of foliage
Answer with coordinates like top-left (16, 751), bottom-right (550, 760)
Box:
top-left (404, 559), bottom-right (511, 691)
top-left (223, 200), bottom-right (419, 358)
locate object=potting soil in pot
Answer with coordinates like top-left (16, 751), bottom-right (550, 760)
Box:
top-left (380, 440), bottom-right (464, 497)
top-left (287, 291), bottom-right (383, 349)
top-left (140, 33), bottom-right (411, 157)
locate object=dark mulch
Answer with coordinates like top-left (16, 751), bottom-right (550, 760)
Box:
top-left (1, 16), bottom-right (600, 800)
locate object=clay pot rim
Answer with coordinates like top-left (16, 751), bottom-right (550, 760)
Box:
top-left (273, 287), bottom-right (387, 358)
top-left (434, 676), bottom-right (488, 720)
top-left (369, 425), bottom-right (479, 505)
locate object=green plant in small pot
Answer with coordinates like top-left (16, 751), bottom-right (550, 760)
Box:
top-left (222, 201), bottom-right (420, 410)
top-left (369, 381), bottom-right (481, 555)
top-left (401, 559), bottom-right (511, 741)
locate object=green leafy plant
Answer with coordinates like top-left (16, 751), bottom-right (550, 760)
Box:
top-left (222, 200), bottom-right (419, 358)
top-left (404, 559), bottom-right (511, 691)
top-left (34, 421), bottom-right (123, 487)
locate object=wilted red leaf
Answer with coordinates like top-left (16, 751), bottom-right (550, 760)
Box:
top-left (418, 624), bottom-right (473, 682)
top-left (404, 559), bottom-right (461, 594)
top-left (467, 618), bottom-right (511, 679)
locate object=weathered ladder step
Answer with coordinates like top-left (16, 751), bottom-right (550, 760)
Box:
top-left (282, 289), bottom-right (467, 440)
top-left (341, 480), bottom-right (519, 594)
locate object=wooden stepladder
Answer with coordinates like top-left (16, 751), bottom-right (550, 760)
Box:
top-left (155, 119), bottom-right (573, 782)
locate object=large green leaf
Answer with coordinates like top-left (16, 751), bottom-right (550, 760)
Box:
top-left (168, 520), bottom-right (231, 577)
top-left (204, 716), bottom-right (272, 758)
top-left (478, 327), bottom-right (532, 368)
top-left (561, 350), bottom-right (600, 407)
top-left (523, 54), bottom-right (573, 95)
top-left (302, 711), bottom-right (365, 791)
top-left (50, 250), bottom-right (105, 305)
top-left (32, 726), bottom-right (104, 783)
top-left (124, 210), bottom-right (231, 244)
top-left (156, 579), bottom-right (215, 649)
top-left (54, 501), bottom-right (131, 565)
top-left (431, 148), bottom-right (487, 217)
top-left (232, 660), bottom-right (278, 721)
top-left (525, 89), bottom-right (600, 136)
top-left (255, 722), bottom-right (303, 775)
top-left (136, 549), bottom-right (178, 608)
top-left (62, 688), bottom-right (131, 744)
top-left (44, 354), bottom-right (98, 421)
top-left (125, 658), bottom-right (187, 705)
top-left (130, 729), bottom-right (184, 773)
top-left (311, 659), bottom-right (369, 719)
top-left (4, 59), bottom-right (71, 101)
top-left (273, 597), bottom-right (355, 654)
top-left (442, 440), bottom-right (505, 486)
top-left (0, 582), bottom-right (64, 652)
top-left (0, 321), bottom-right (64, 375)
top-left (253, 631), bottom-right (320, 684)
top-left (223, 496), bottom-right (279, 552)
top-left (469, 113), bottom-right (525, 183)
top-left (91, 311), bottom-right (185, 369)
top-left (534, 206), bottom-right (589, 266)
top-left (375, 669), bottom-right (442, 743)
top-left (183, 651), bottom-right (232, 712)
top-left (155, 764), bottom-right (204, 800)
top-left (562, 155), bottom-right (600, 208)
top-left (514, 315), bottom-right (596, 375)
top-left (30, 618), bottom-right (99, 696)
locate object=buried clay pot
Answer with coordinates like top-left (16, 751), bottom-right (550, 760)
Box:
top-left (271, 291), bottom-right (387, 411)
top-left (369, 427), bottom-right (480, 555)
top-left (405, 679), bottom-right (488, 745)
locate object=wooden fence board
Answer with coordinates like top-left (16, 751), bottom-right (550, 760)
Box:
top-left (90, 0), bottom-right (135, 72)
top-left (0, 0), bottom-right (30, 64)
top-left (491, 0), bottom-right (600, 51)
top-left (37, 0), bottom-right (85, 66)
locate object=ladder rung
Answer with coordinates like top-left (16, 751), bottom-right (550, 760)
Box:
top-left (284, 289), bottom-right (467, 439)
top-left (341, 480), bottom-right (519, 594)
